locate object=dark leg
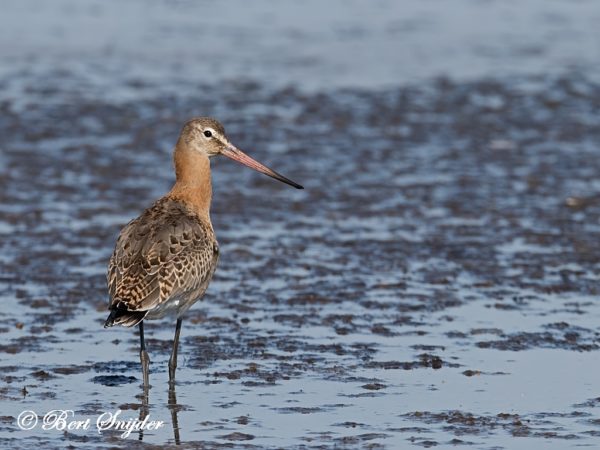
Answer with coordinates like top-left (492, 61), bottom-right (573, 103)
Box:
top-left (139, 321), bottom-right (150, 391)
top-left (168, 382), bottom-right (181, 445)
top-left (168, 318), bottom-right (183, 383)
top-left (138, 394), bottom-right (149, 441)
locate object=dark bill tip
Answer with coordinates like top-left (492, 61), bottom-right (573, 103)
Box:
top-left (221, 145), bottom-right (304, 190)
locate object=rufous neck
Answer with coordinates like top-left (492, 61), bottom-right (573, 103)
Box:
top-left (168, 140), bottom-right (212, 221)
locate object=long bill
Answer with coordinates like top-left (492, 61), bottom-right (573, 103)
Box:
top-left (221, 145), bottom-right (304, 189)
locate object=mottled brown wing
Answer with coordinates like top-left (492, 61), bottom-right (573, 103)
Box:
top-left (107, 197), bottom-right (218, 317)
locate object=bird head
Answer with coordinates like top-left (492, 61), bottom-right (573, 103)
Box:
top-left (180, 117), bottom-right (303, 189)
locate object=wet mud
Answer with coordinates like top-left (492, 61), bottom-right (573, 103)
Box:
top-left (1, 69), bottom-right (600, 448)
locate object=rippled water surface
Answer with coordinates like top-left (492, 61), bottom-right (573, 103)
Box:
top-left (2, 1), bottom-right (600, 449)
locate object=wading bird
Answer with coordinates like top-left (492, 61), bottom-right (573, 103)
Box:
top-left (104, 117), bottom-right (302, 388)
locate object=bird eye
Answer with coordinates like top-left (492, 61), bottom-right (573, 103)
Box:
top-left (204, 130), bottom-right (212, 138)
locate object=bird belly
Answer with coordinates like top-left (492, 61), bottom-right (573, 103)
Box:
top-left (144, 288), bottom-right (206, 320)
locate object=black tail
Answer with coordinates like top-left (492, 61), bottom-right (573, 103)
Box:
top-left (104, 303), bottom-right (147, 328)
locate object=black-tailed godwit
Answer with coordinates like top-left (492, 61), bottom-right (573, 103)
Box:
top-left (104, 117), bottom-right (302, 388)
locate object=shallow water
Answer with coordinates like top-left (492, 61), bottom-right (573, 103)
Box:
top-left (2, 0), bottom-right (600, 92)
top-left (2, 1), bottom-right (600, 449)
